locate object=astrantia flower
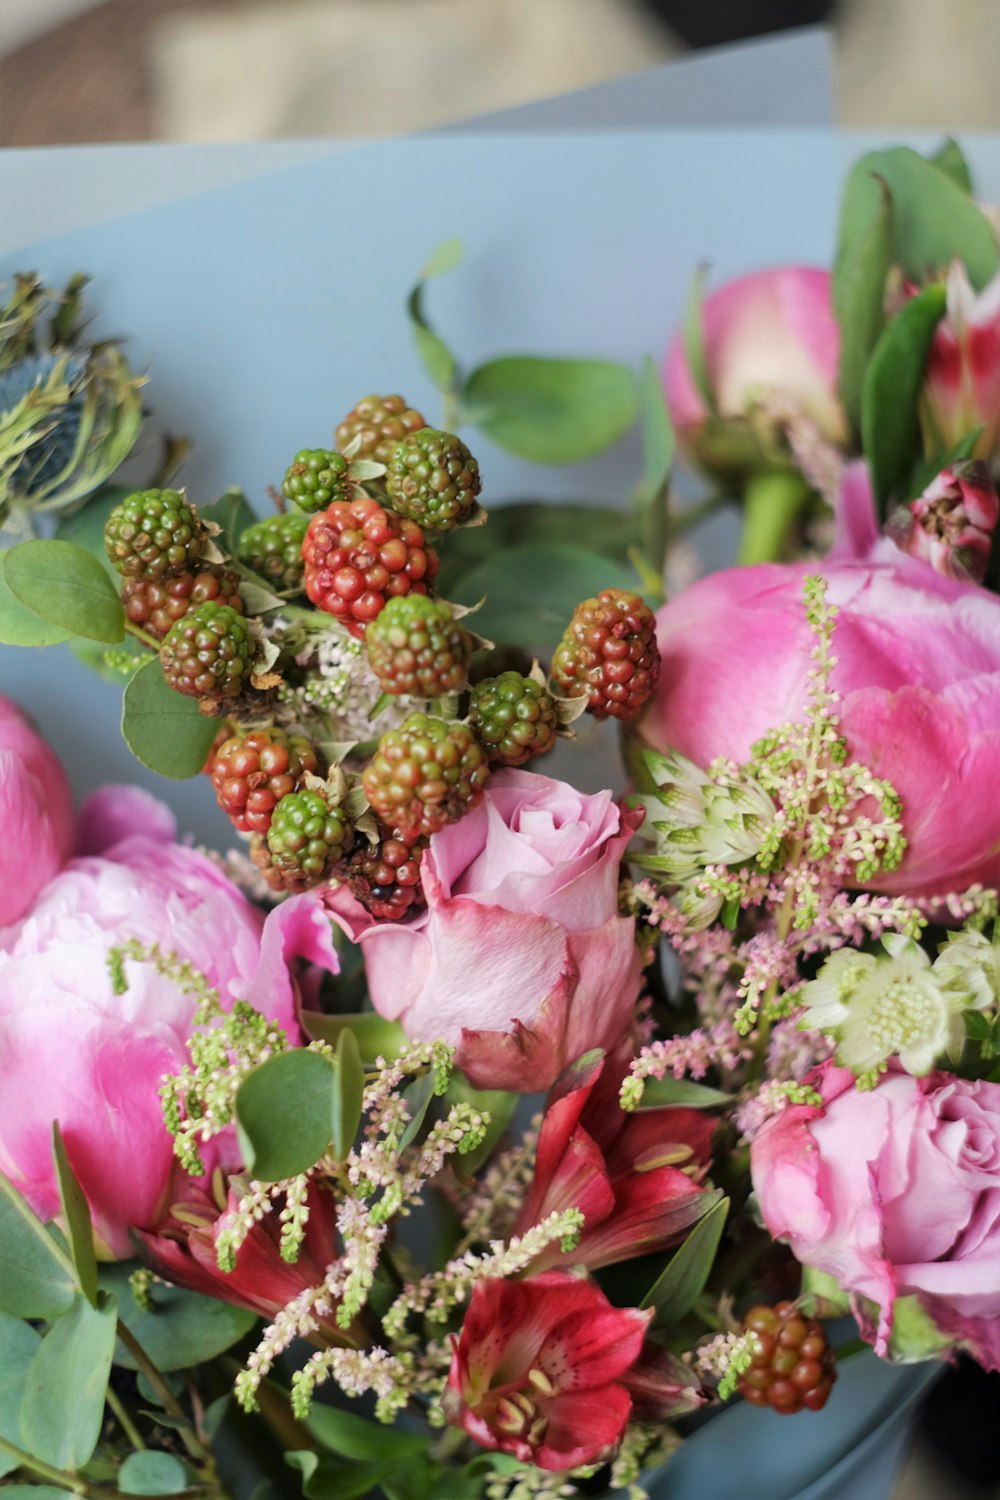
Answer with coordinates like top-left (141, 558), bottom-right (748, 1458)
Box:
top-left (635, 747), bottom-right (776, 886)
top-left (932, 925), bottom-right (1000, 1011)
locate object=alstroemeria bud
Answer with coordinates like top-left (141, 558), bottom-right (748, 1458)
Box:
top-left (921, 261), bottom-right (1000, 463)
top-left (885, 462), bottom-right (999, 583)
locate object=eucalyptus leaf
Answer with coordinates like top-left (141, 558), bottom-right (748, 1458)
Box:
top-left (0, 1172), bottom-right (77, 1319)
top-left (121, 656), bottom-right (221, 779)
top-left (450, 541), bottom-right (639, 647)
top-left (54, 482), bottom-right (132, 576)
top-left (462, 356), bottom-right (637, 464)
top-left (861, 283), bottom-right (947, 514)
top-left (0, 553), bottom-right (74, 645)
top-left (200, 487), bottom-right (257, 550)
top-left (641, 1193), bottom-right (728, 1327)
top-left (51, 1123), bottom-right (98, 1308)
top-left (300, 1010), bottom-right (406, 1063)
top-left (0, 1488), bottom-right (67, 1498)
top-left (332, 1028), bottom-right (364, 1161)
top-left (19, 1290), bottom-right (117, 1471)
top-left (683, 264), bottom-right (715, 413)
top-left (435, 500), bottom-right (637, 598)
top-left (118, 1449), bottom-right (190, 1495)
top-left (0, 1313), bottom-right (41, 1478)
top-left (235, 1049), bottom-right (336, 1181)
top-left (102, 1264), bottom-right (257, 1373)
top-left (5, 538), bottom-right (124, 643)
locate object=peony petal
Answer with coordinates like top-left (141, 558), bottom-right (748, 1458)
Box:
top-left (75, 785), bottom-right (177, 856)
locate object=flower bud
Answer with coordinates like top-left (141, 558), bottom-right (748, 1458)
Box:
top-left (921, 261), bottom-right (1000, 463)
top-left (885, 461), bottom-right (999, 583)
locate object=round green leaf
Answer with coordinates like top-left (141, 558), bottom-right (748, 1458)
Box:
top-left (463, 356), bottom-right (637, 464)
top-left (101, 1264), bottom-right (257, 1373)
top-left (19, 1291), bottom-right (118, 1471)
top-left (236, 1049), bottom-right (336, 1182)
top-left (54, 482), bottom-right (133, 577)
top-left (0, 554), bottom-right (75, 646)
top-left (5, 538), bottom-right (124, 643)
top-left (452, 541), bottom-right (639, 647)
top-left (0, 1313), bottom-right (41, 1478)
top-left (121, 656), bottom-right (221, 779)
top-left (119, 1450), bottom-right (190, 1495)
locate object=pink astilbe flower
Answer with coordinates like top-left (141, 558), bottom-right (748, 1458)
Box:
top-left (886, 462), bottom-right (999, 584)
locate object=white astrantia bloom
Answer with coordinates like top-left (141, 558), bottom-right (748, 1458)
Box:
top-left (932, 924), bottom-right (1000, 1012)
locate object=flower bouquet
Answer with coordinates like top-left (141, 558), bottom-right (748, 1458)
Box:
top-left (2, 135), bottom-right (1000, 1500)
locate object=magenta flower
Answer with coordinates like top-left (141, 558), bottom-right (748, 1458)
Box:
top-left (885, 461), bottom-right (999, 584)
top-left (922, 262), bottom-right (1000, 463)
top-left (327, 770), bottom-right (644, 1093)
top-left (0, 697), bottom-right (74, 926)
top-left (513, 1051), bottom-right (712, 1270)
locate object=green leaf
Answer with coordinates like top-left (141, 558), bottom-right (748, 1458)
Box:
top-left (887, 1294), bottom-right (951, 1362)
top-left (861, 283), bottom-right (947, 514)
top-left (435, 500), bottom-right (638, 598)
top-left (54, 482), bottom-right (132, 576)
top-left (101, 1264), bottom-right (257, 1373)
top-left (118, 1450), bottom-right (190, 1495)
top-left (0, 553), bottom-right (74, 645)
top-left (332, 1028), bottom-right (364, 1161)
top-left (683, 264), bottom-right (715, 413)
top-left (910, 424), bottom-right (984, 494)
top-left (19, 1290), bottom-right (117, 1471)
top-left (121, 656), bottom-right (221, 779)
top-left (4, 538), bottom-right (124, 643)
top-left (0, 1313), bottom-right (41, 1478)
top-left (300, 1010), bottom-right (406, 1064)
top-left (636, 355), bottom-right (674, 573)
top-left (641, 1193), bottom-right (728, 1326)
top-left (0, 1172), bottom-right (77, 1320)
top-left (51, 1123), bottom-right (98, 1309)
top-left (930, 137), bottom-right (974, 195)
top-left (420, 238), bottom-right (464, 279)
top-left (286, 1450), bottom-right (399, 1500)
top-left (834, 177), bottom-right (893, 434)
top-left (201, 486), bottom-right (257, 551)
top-left (446, 1075), bottom-right (517, 1178)
top-left (637, 1078), bottom-right (732, 1109)
top-left (304, 1404), bottom-right (428, 1461)
top-left (462, 356), bottom-right (637, 465)
top-left (398, 1072), bottom-right (437, 1153)
top-left (235, 1049), bottom-right (336, 1182)
top-left (0, 1488), bottom-right (68, 1498)
top-left (406, 240), bottom-right (464, 395)
top-left (449, 541), bottom-right (639, 647)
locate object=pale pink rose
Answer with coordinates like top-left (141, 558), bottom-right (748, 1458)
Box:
top-left (922, 261), bottom-right (1000, 463)
top-left (885, 461), bottom-right (1000, 584)
top-left (638, 541), bottom-right (1000, 897)
top-left (751, 1066), bottom-right (1000, 1371)
top-left (327, 770), bottom-right (643, 1092)
top-left (0, 810), bottom-right (338, 1259)
top-left (0, 697), bottom-right (74, 926)
top-left (664, 267), bottom-right (845, 474)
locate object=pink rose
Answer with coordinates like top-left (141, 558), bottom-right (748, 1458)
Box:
top-left (638, 543), bottom-right (1000, 897)
top-left (327, 770), bottom-right (643, 1092)
top-left (664, 267), bottom-right (845, 475)
top-left (0, 696), bottom-right (74, 926)
top-left (751, 1066), bottom-right (1000, 1371)
top-left (0, 800), bottom-right (338, 1259)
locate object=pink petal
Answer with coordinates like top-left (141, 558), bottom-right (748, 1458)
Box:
top-left (75, 785), bottom-right (177, 857)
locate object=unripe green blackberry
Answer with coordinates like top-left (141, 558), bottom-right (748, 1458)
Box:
top-left (249, 833), bottom-right (313, 895)
top-left (266, 788), bottom-right (353, 883)
top-left (122, 566), bottom-right (244, 640)
top-left (341, 827), bottom-right (426, 921)
top-left (237, 510), bottom-right (310, 592)
top-left (160, 603), bottom-right (254, 700)
top-left (366, 595), bottom-right (472, 698)
top-left (469, 672), bottom-right (558, 766)
top-left (104, 488), bottom-right (205, 579)
top-left (281, 449), bottom-right (352, 514)
top-left (737, 1303), bottom-right (837, 1415)
top-left (384, 428), bottom-right (481, 532)
top-left (551, 588), bottom-right (661, 722)
top-left (362, 712), bottom-right (489, 842)
top-left (335, 394), bottom-right (427, 465)
top-left (302, 496), bottom-right (438, 640)
top-left (210, 727), bottom-right (319, 834)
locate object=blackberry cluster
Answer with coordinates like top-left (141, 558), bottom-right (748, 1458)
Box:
top-left (266, 789), bottom-right (353, 885)
top-left (342, 828), bottom-right (426, 921)
top-left (469, 672), bottom-right (558, 766)
top-left (237, 510), bottom-right (310, 593)
top-left (302, 497), bottom-right (438, 639)
top-left (366, 595), bottom-right (472, 699)
top-left (160, 603), bottom-right (253, 701)
top-left (737, 1304), bottom-right (837, 1415)
top-left (335, 394), bottom-right (427, 465)
top-left (362, 712), bottom-right (489, 842)
top-left (104, 488), bottom-right (206, 580)
top-left (281, 449), bottom-right (352, 514)
top-left (209, 727), bottom-right (319, 835)
top-left (122, 567), bottom-right (244, 641)
top-left (384, 429), bottom-right (481, 532)
top-left (551, 588), bottom-right (661, 721)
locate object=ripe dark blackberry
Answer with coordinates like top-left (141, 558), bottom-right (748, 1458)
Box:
top-left (469, 672), bottom-right (558, 766)
top-left (362, 712), bottom-right (489, 841)
top-left (737, 1303), bottom-right (837, 1415)
top-left (160, 603), bottom-right (254, 700)
top-left (384, 428), bottom-right (481, 532)
top-left (237, 510), bottom-right (310, 592)
top-left (210, 727), bottom-right (319, 834)
top-left (122, 566), bottom-right (244, 640)
top-left (366, 595), bottom-right (472, 699)
top-left (281, 449), bottom-right (352, 514)
top-left (335, 393), bottom-right (427, 465)
top-left (105, 488), bottom-right (205, 579)
top-left (551, 588), bottom-right (661, 722)
top-left (266, 789), bottom-right (353, 884)
top-left (302, 496), bottom-right (438, 640)
top-left (341, 828), bottom-right (426, 921)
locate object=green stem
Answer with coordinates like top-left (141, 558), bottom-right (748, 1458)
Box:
top-left (105, 1384), bottom-right (146, 1452)
top-left (0, 1432), bottom-right (88, 1494)
top-left (115, 1320), bottom-right (206, 1461)
top-left (738, 470), bottom-right (812, 565)
top-left (441, 387), bottom-right (461, 433)
top-left (123, 621), bottom-right (161, 652)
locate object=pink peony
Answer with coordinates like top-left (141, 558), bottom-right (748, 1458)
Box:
top-left (0, 697), bottom-right (74, 926)
top-left (751, 1066), bottom-right (1000, 1371)
top-left (0, 792), bottom-right (338, 1259)
top-left (663, 266), bottom-right (845, 474)
top-left (638, 538), bottom-right (1000, 897)
top-left (327, 770), bottom-right (643, 1093)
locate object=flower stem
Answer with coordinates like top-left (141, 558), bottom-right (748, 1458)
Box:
top-left (115, 1320), bottom-right (206, 1461)
top-left (738, 470), bottom-right (812, 565)
top-left (0, 1433), bottom-right (88, 1493)
top-left (105, 1384), bottom-right (146, 1452)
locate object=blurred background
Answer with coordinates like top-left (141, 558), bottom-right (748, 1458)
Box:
top-left (4, 0), bottom-right (1000, 144)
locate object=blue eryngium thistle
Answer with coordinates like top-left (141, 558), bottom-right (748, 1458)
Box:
top-left (0, 272), bottom-right (144, 527)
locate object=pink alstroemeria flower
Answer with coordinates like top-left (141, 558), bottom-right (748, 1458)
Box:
top-left (446, 1273), bottom-right (698, 1471)
top-left (0, 697), bottom-right (74, 926)
top-left (885, 461), bottom-right (999, 584)
top-left (513, 1050), bottom-right (713, 1270)
top-left (922, 261), bottom-right (1000, 462)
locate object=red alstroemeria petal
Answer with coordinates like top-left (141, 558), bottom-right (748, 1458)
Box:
top-left (534, 1385), bottom-right (633, 1471)
top-left (537, 1305), bottom-right (650, 1392)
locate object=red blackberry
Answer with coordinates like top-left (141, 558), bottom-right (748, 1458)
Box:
top-left (237, 510), bottom-right (310, 592)
top-left (302, 497), bottom-right (438, 640)
top-left (384, 428), bottom-right (482, 532)
top-left (737, 1303), bottom-right (837, 1415)
top-left (160, 603), bottom-right (254, 700)
top-left (550, 588), bottom-right (661, 721)
top-left (266, 789), bottom-right (353, 884)
top-left (281, 449), bottom-right (352, 514)
top-left (122, 566), bottom-right (244, 640)
top-left (362, 712), bottom-right (489, 841)
top-left (366, 595), bottom-right (472, 698)
top-left (341, 828), bottom-right (426, 921)
top-left (468, 672), bottom-right (558, 766)
top-left (210, 727), bottom-right (319, 834)
top-left (104, 488), bottom-right (205, 579)
top-left (335, 394), bottom-right (427, 465)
